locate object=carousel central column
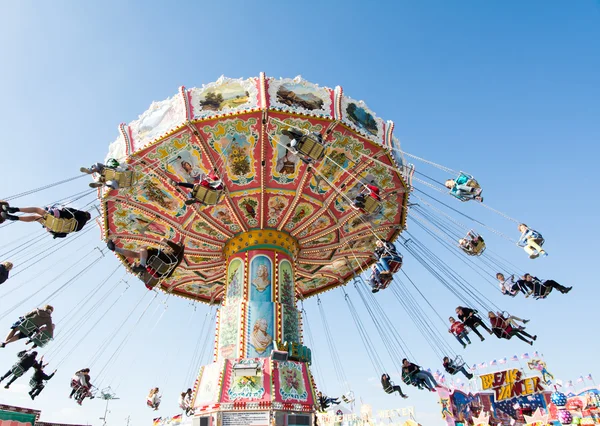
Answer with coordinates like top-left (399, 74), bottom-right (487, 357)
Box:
top-left (217, 230), bottom-right (302, 360)
top-left (192, 231), bottom-right (315, 426)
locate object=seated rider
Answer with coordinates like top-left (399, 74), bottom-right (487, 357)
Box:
top-left (487, 312), bottom-right (536, 345)
top-left (496, 272), bottom-right (528, 297)
top-left (283, 128), bottom-right (324, 162)
top-left (170, 172), bottom-right (224, 205)
top-left (448, 316), bottom-right (471, 348)
top-left (402, 359), bottom-right (439, 392)
top-left (147, 387), bottom-right (161, 410)
top-left (381, 373), bottom-right (408, 398)
top-left (374, 240), bottom-right (402, 277)
top-left (29, 362), bottom-right (56, 400)
top-left (70, 368), bottom-right (94, 405)
top-left (456, 306), bottom-right (492, 342)
top-left (1, 305), bottom-right (54, 348)
top-left (80, 158), bottom-right (127, 189)
top-left (0, 205), bottom-right (91, 239)
top-left (107, 238), bottom-right (185, 289)
top-left (0, 261), bottom-right (13, 285)
top-left (442, 356), bottom-right (473, 380)
top-left (179, 388), bottom-right (193, 415)
top-left (316, 391), bottom-right (340, 411)
top-left (368, 264), bottom-right (383, 293)
top-left (458, 231), bottom-right (484, 254)
top-left (0, 349), bottom-right (41, 389)
top-left (353, 181), bottom-right (381, 209)
top-left (445, 174), bottom-right (483, 202)
top-left (517, 224), bottom-right (547, 259)
top-left (520, 273), bottom-right (571, 298)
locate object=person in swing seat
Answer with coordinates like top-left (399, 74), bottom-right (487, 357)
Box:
top-left (443, 356), bottom-right (473, 380)
top-left (29, 362), bottom-right (56, 400)
top-left (402, 359), bottom-right (439, 392)
top-left (0, 205), bottom-right (91, 238)
top-left (455, 306), bottom-right (492, 342)
top-left (0, 261), bottom-right (13, 285)
top-left (448, 317), bottom-right (471, 348)
top-left (381, 373), bottom-right (408, 398)
top-left (317, 391), bottom-right (341, 410)
top-left (0, 305), bottom-right (54, 348)
top-left (107, 238), bottom-right (185, 289)
top-left (368, 264), bottom-right (383, 293)
top-left (520, 273), bottom-right (571, 298)
top-left (170, 172), bottom-right (223, 205)
top-left (147, 387), bottom-right (161, 410)
top-left (488, 312), bottom-right (537, 345)
top-left (70, 368), bottom-right (94, 405)
top-left (517, 224), bottom-right (547, 259)
top-left (0, 349), bottom-right (41, 389)
top-left (374, 240), bottom-right (402, 277)
top-left (444, 175), bottom-right (483, 202)
top-left (353, 181), bottom-right (381, 209)
top-left (80, 158), bottom-right (128, 189)
top-left (496, 273), bottom-right (527, 297)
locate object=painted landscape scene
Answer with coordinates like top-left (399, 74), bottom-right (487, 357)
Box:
top-left (199, 81), bottom-right (250, 111)
top-left (276, 82), bottom-right (325, 111)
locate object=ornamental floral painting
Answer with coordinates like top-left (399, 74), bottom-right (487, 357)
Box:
top-left (227, 359), bottom-right (265, 400)
top-left (278, 361), bottom-right (308, 401)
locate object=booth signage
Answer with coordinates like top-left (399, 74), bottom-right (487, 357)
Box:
top-left (480, 369), bottom-right (543, 401)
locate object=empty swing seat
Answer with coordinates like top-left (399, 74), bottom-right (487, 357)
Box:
top-left (103, 169), bottom-right (137, 188)
top-left (191, 185), bottom-right (223, 206)
top-left (43, 215), bottom-right (78, 234)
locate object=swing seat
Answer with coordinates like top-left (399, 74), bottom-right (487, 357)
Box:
top-left (450, 172), bottom-right (481, 202)
top-left (17, 318), bottom-right (39, 337)
top-left (362, 196), bottom-right (381, 214)
top-left (447, 356), bottom-right (467, 375)
top-left (191, 185), bottom-right (223, 206)
top-left (103, 169), bottom-right (137, 188)
top-left (459, 231), bottom-right (486, 256)
top-left (341, 391), bottom-right (355, 404)
top-left (10, 364), bottom-right (25, 377)
top-left (29, 377), bottom-right (44, 389)
top-left (31, 330), bottom-right (53, 348)
top-left (492, 326), bottom-right (512, 340)
top-left (43, 214), bottom-right (78, 234)
top-left (377, 258), bottom-right (402, 290)
top-left (146, 252), bottom-right (178, 278)
top-left (296, 134), bottom-right (325, 162)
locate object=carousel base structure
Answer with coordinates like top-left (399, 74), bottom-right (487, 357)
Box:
top-left (191, 355), bottom-right (316, 426)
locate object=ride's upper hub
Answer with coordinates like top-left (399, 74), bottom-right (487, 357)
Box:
top-left (101, 74), bottom-right (410, 303)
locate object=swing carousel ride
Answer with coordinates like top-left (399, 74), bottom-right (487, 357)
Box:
top-left (0, 74), bottom-right (581, 426)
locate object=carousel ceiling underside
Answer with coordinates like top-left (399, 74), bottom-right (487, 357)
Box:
top-left (101, 74), bottom-right (410, 304)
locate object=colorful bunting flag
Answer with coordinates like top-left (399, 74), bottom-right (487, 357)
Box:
top-left (577, 376), bottom-right (584, 383)
top-left (521, 353), bottom-right (530, 360)
top-left (499, 357), bottom-right (507, 364)
top-left (587, 374), bottom-right (594, 381)
top-left (490, 359), bottom-right (497, 366)
top-left (510, 355), bottom-right (519, 362)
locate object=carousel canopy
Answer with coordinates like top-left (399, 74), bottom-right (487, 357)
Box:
top-left (102, 74), bottom-right (410, 303)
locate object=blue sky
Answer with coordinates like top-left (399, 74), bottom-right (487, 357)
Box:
top-left (0, 1), bottom-right (599, 425)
